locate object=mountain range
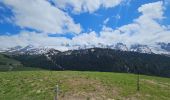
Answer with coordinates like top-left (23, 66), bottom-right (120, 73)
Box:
top-left (1, 42), bottom-right (170, 56)
top-left (1, 42), bottom-right (170, 77)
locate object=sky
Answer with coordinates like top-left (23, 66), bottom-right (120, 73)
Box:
top-left (0, 0), bottom-right (170, 50)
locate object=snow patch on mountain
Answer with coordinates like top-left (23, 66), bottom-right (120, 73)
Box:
top-left (1, 42), bottom-right (170, 56)
top-left (130, 44), bottom-right (152, 54)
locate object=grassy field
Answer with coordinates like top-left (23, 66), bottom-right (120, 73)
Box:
top-left (0, 71), bottom-right (169, 100)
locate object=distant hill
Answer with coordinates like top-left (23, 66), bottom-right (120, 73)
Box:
top-left (0, 53), bottom-right (43, 71)
top-left (0, 53), bottom-right (22, 71)
top-left (9, 48), bottom-right (170, 77)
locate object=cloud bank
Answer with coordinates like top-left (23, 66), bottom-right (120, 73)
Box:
top-left (99, 1), bottom-right (170, 45)
top-left (0, 1), bottom-right (170, 50)
top-left (52, 0), bottom-right (123, 13)
top-left (2, 0), bottom-right (81, 34)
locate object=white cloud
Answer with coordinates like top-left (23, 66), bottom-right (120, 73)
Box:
top-left (68, 1), bottom-right (169, 47)
top-left (2, 0), bottom-right (81, 34)
top-left (72, 31), bottom-right (101, 45)
top-left (138, 1), bottom-right (164, 19)
top-left (52, 0), bottom-right (122, 13)
top-left (99, 1), bottom-right (170, 45)
top-left (103, 18), bottom-right (110, 25)
top-left (0, 30), bottom-right (100, 51)
top-left (0, 31), bottom-right (71, 49)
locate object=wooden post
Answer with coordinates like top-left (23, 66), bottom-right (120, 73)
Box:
top-left (54, 85), bottom-right (59, 100)
top-left (137, 72), bottom-right (140, 91)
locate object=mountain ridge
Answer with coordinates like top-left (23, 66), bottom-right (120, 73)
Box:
top-left (9, 48), bottom-right (170, 77)
top-left (1, 42), bottom-right (170, 56)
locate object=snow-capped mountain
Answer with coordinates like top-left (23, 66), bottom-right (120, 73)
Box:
top-left (130, 44), bottom-right (152, 54)
top-left (4, 45), bottom-right (56, 55)
top-left (115, 43), bottom-right (128, 51)
top-left (1, 42), bottom-right (170, 56)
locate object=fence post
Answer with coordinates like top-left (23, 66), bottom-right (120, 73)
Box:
top-left (54, 85), bottom-right (59, 100)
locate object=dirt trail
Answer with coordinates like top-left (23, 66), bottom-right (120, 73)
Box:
top-left (58, 78), bottom-right (118, 100)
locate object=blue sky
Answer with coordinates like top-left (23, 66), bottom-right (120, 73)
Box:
top-left (0, 0), bottom-right (170, 49)
top-left (0, 0), bottom-right (164, 35)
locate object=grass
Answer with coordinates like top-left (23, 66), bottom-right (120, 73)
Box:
top-left (0, 71), bottom-right (169, 100)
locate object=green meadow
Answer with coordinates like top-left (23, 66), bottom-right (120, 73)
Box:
top-left (0, 71), bottom-right (169, 100)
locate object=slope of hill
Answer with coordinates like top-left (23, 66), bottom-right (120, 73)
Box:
top-left (11, 48), bottom-right (170, 77)
top-left (0, 53), bottom-right (22, 71)
top-left (0, 53), bottom-right (43, 71)
top-left (0, 71), bottom-right (169, 100)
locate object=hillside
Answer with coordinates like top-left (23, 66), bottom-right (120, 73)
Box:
top-left (11, 48), bottom-right (170, 77)
top-left (0, 71), bottom-right (169, 100)
top-left (0, 54), bottom-right (43, 71)
top-left (0, 53), bottom-right (23, 71)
